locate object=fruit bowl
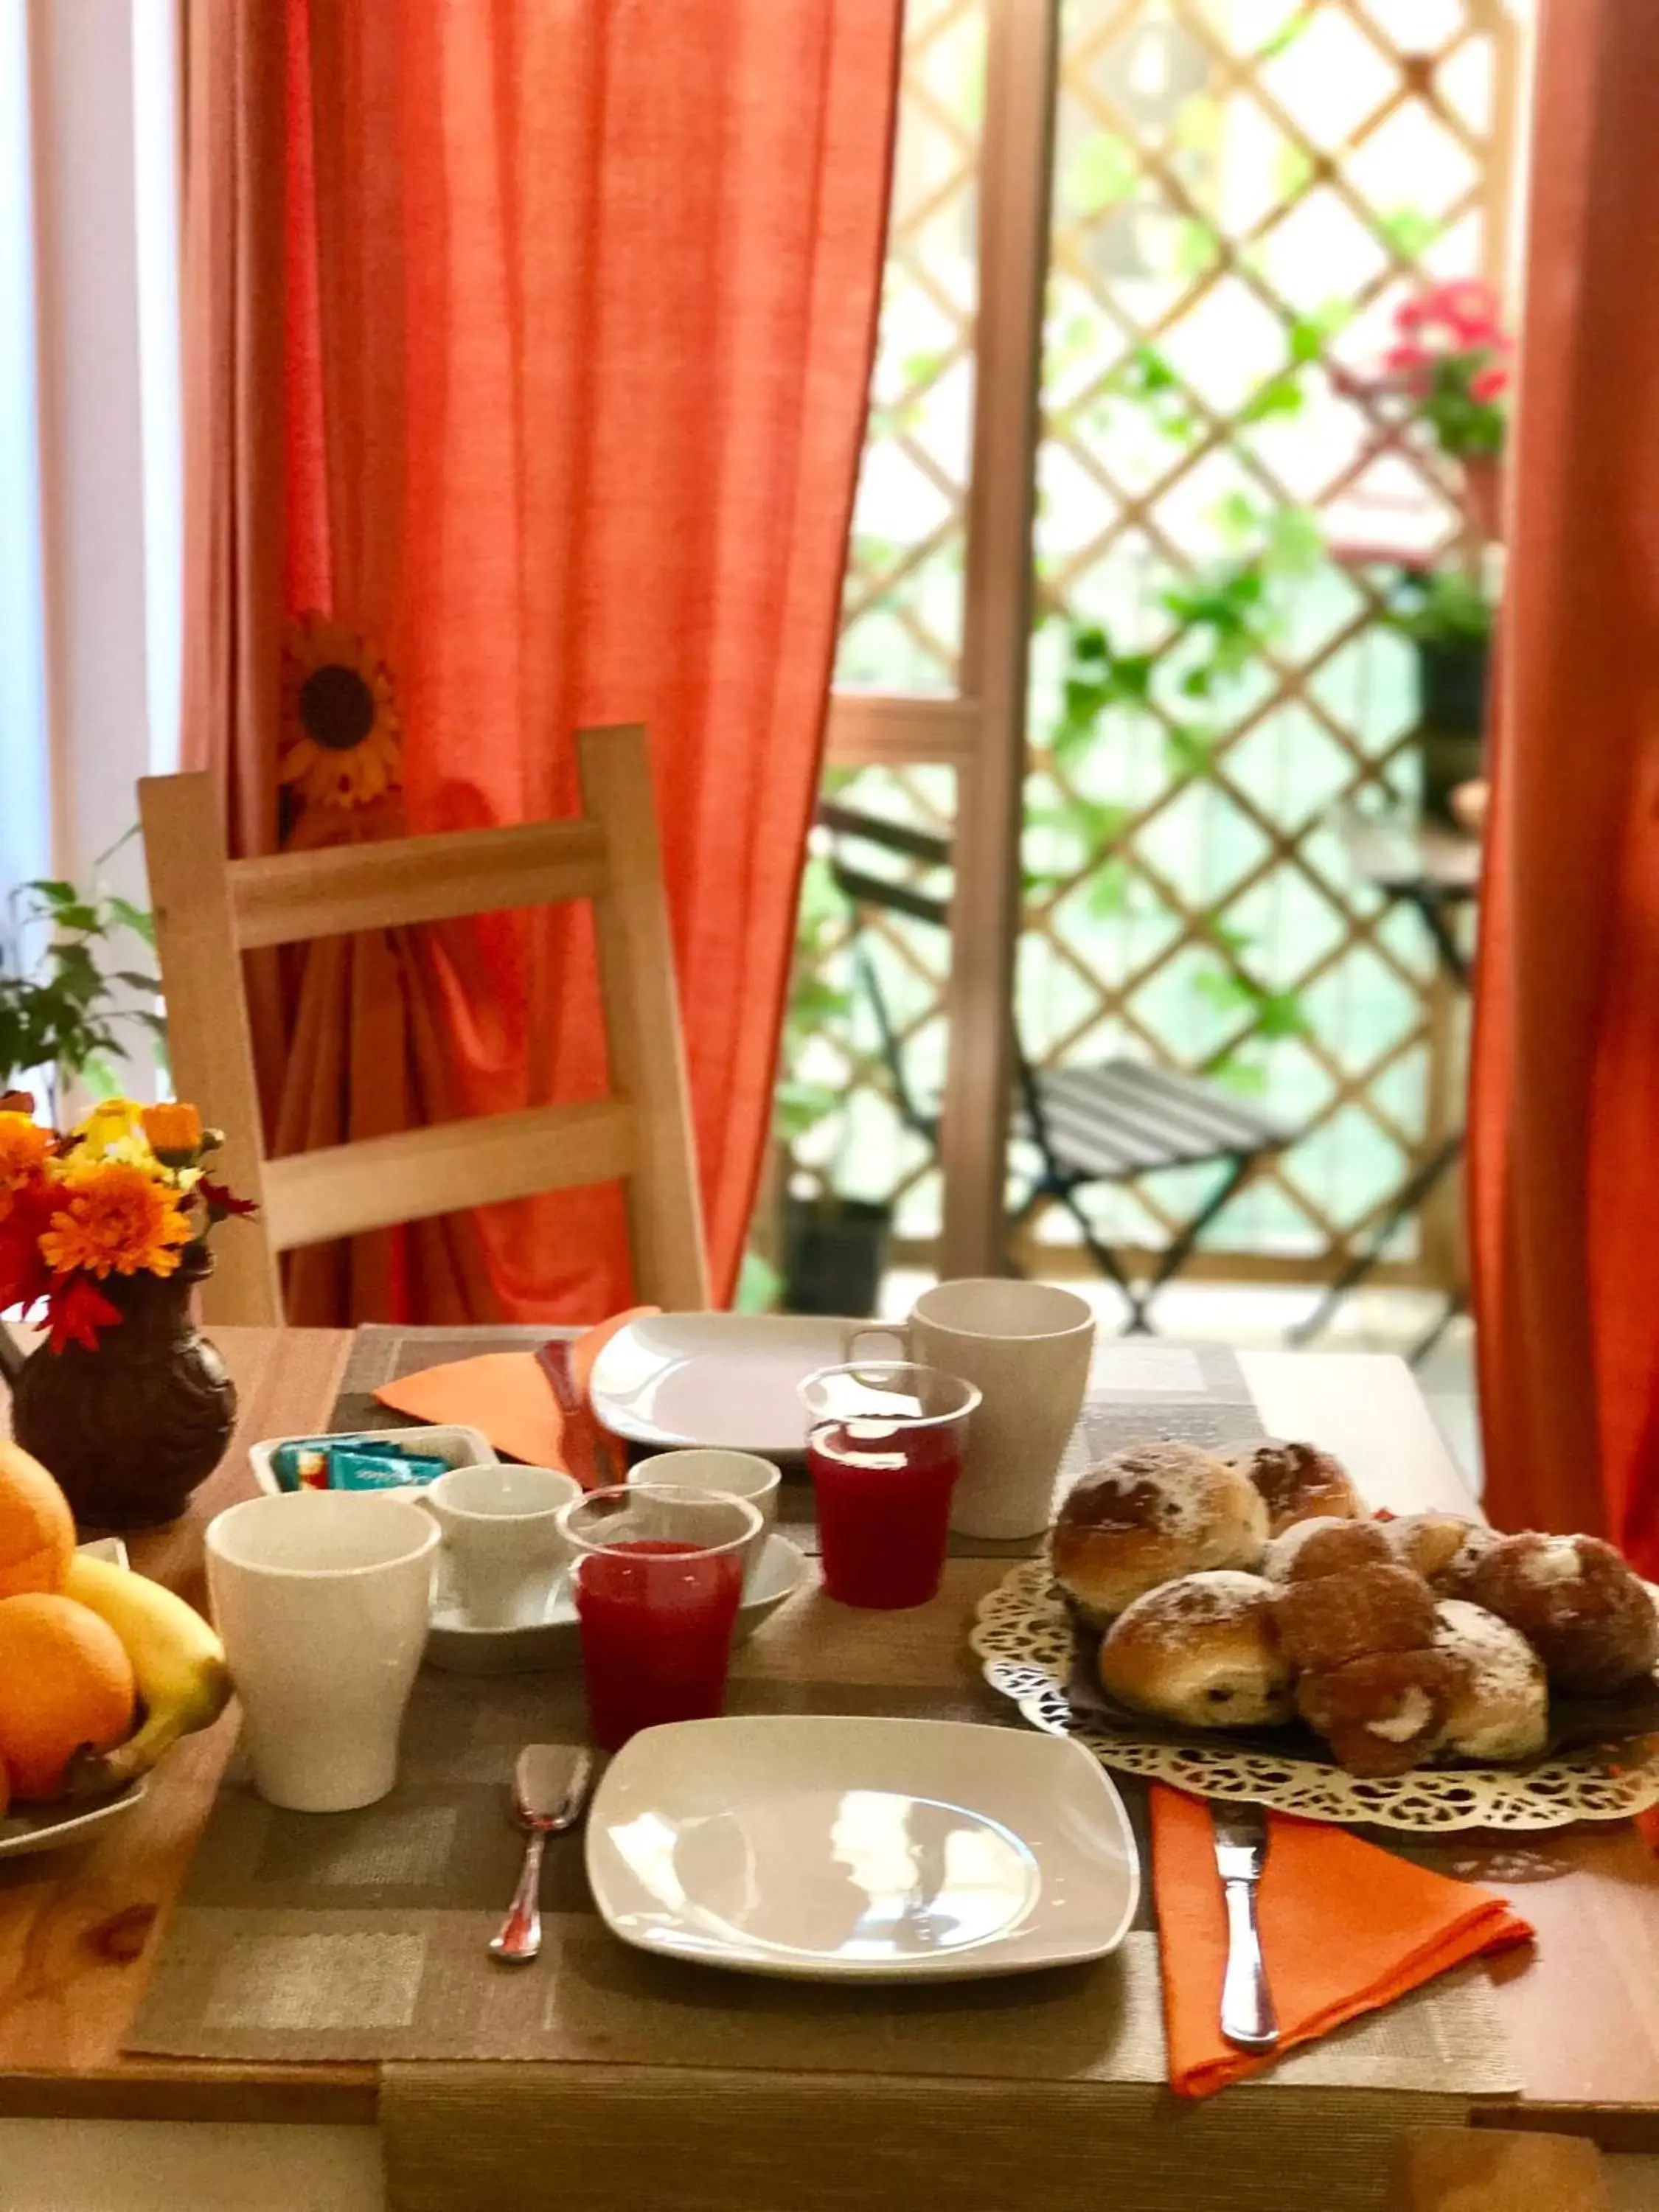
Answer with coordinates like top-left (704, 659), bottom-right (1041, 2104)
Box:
top-left (0, 1540), bottom-right (147, 1858)
top-left (0, 1774), bottom-right (146, 1859)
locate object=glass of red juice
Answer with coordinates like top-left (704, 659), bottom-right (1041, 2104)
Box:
top-left (557, 1486), bottom-right (762, 1751)
top-left (798, 1363), bottom-right (981, 1610)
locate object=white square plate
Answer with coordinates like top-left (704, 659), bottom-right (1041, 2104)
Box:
top-left (585, 1714), bottom-right (1138, 1981)
top-left (588, 1313), bottom-right (902, 1455)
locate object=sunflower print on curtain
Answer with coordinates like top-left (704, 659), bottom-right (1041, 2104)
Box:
top-left (279, 614), bottom-right (403, 834)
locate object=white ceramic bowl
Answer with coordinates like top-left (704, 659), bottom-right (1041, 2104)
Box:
top-left (249, 1424), bottom-right (496, 1498)
top-left (627, 1447), bottom-right (782, 1527)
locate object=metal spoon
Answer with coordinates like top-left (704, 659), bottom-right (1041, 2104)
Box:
top-left (489, 1743), bottom-right (597, 1964)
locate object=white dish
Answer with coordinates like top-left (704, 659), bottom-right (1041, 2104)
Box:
top-left (585, 1714), bottom-right (1139, 1981)
top-left (0, 1539), bottom-right (145, 1860)
top-left (0, 1777), bottom-right (147, 1860)
top-left (588, 1313), bottom-right (899, 1455)
top-left (249, 1424), bottom-right (496, 1497)
top-left (425, 1529), bottom-right (810, 1674)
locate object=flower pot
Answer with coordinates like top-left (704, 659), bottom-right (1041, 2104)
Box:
top-left (1459, 453), bottom-right (1505, 544)
top-left (782, 1194), bottom-right (892, 1318)
top-left (0, 1246), bottom-right (237, 1529)
top-left (1416, 633), bottom-right (1489, 735)
top-left (1413, 633), bottom-right (1489, 827)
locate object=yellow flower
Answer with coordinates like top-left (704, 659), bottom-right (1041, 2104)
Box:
top-left (0, 1113), bottom-right (50, 1224)
top-left (141, 1102), bottom-right (204, 1160)
top-left (280, 613), bottom-right (403, 810)
top-left (40, 1160), bottom-right (193, 1279)
top-left (74, 1097), bottom-right (151, 1161)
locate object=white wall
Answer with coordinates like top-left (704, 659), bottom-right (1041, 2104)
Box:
top-left (0, 0), bottom-right (181, 907)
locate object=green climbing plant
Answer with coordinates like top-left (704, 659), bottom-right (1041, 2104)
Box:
top-left (1026, 321), bottom-right (1352, 1092)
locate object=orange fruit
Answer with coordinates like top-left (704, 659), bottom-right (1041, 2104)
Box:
top-left (0, 1442), bottom-right (75, 1598)
top-left (0, 1593), bottom-right (136, 1800)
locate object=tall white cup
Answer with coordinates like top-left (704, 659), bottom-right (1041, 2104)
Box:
top-left (420, 1462), bottom-right (581, 1628)
top-left (853, 1279), bottom-right (1095, 1539)
top-left (206, 1490), bottom-right (439, 1812)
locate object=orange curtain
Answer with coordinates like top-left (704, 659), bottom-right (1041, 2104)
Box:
top-left (181, 0), bottom-right (900, 1322)
top-left (1469, 0), bottom-right (1659, 1563)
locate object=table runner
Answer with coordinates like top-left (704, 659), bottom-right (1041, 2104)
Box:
top-left (130, 1343), bottom-right (1519, 2096)
top-left (379, 2070), bottom-right (1470, 2212)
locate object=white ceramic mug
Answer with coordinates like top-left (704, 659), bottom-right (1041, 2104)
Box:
top-left (852, 1280), bottom-right (1095, 1539)
top-left (205, 1491), bottom-right (439, 1812)
top-left (419, 1463), bottom-right (582, 1629)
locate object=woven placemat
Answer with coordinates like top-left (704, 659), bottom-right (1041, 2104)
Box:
top-left (128, 1668), bottom-right (1517, 2091)
top-left (330, 1326), bottom-right (1269, 1562)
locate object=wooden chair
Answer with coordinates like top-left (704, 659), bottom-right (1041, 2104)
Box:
top-left (139, 724), bottom-right (709, 1325)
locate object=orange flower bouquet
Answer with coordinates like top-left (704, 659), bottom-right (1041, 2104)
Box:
top-left (0, 1098), bottom-right (255, 1354)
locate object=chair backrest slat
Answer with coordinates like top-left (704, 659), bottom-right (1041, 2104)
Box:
top-left (261, 1100), bottom-right (639, 1250)
top-left (139, 723), bottom-right (709, 1323)
top-left (138, 772), bottom-right (285, 1324)
top-left (229, 820), bottom-right (611, 948)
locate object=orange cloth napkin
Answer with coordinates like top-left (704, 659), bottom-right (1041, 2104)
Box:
top-left (1150, 1783), bottom-right (1534, 2098)
top-left (371, 1310), bottom-right (655, 1476)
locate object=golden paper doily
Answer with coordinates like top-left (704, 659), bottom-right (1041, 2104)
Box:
top-left (971, 1559), bottom-right (1659, 1832)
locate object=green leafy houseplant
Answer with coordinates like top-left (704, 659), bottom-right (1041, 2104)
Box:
top-left (0, 866), bottom-right (164, 1115)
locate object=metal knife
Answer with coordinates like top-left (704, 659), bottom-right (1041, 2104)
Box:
top-left (1211, 1801), bottom-right (1279, 2052)
top-left (535, 1335), bottom-right (619, 1489)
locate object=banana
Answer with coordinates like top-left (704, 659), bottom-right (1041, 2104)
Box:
top-left (58, 1556), bottom-right (232, 1796)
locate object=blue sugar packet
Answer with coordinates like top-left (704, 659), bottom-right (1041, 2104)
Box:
top-left (330, 1447), bottom-right (448, 1492)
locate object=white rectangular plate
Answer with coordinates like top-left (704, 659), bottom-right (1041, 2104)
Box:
top-left (585, 1714), bottom-right (1138, 1981)
top-left (588, 1313), bottom-right (900, 1455)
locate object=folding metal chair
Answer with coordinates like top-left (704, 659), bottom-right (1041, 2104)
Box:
top-left (819, 801), bottom-right (1291, 1332)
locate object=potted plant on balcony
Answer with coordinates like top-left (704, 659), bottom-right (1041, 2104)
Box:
top-left (1382, 277), bottom-right (1511, 546)
top-left (1386, 566), bottom-right (1495, 824)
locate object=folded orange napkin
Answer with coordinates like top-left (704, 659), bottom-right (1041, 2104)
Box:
top-left (1151, 1783), bottom-right (1534, 2098)
top-left (371, 1309), bottom-right (655, 1476)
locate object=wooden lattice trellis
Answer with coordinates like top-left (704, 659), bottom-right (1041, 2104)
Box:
top-left (837, 0), bottom-right (987, 695)
top-left (1021, 0), bottom-right (1517, 1276)
top-left (796, 0), bottom-right (1521, 1284)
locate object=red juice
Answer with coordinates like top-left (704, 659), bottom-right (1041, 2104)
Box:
top-left (807, 1418), bottom-right (961, 1609)
top-left (573, 1540), bottom-right (744, 1750)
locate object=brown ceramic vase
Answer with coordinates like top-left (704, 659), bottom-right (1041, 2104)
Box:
top-left (0, 1245), bottom-right (237, 1530)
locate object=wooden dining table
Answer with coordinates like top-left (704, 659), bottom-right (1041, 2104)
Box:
top-left (4, 1326), bottom-right (1659, 2212)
